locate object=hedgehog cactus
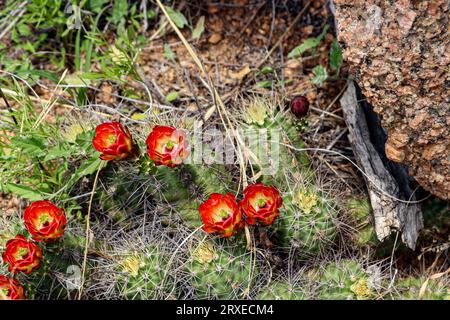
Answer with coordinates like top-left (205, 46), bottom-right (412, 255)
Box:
top-left (116, 246), bottom-right (174, 300)
top-left (97, 177), bottom-right (143, 222)
top-left (155, 166), bottom-right (192, 203)
top-left (395, 276), bottom-right (449, 300)
top-left (22, 231), bottom-right (87, 299)
top-left (317, 259), bottom-right (374, 300)
top-left (185, 241), bottom-right (253, 299)
top-left (160, 162), bottom-right (233, 229)
top-left (95, 162), bottom-right (153, 221)
top-left (256, 280), bottom-right (306, 300)
top-left (242, 98), bottom-right (310, 184)
top-left (173, 199), bottom-right (203, 229)
top-left (0, 212), bottom-right (87, 299)
top-left (180, 163), bottom-right (233, 197)
top-left (157, 162), bottom-right (233, 204)
top-left (347, 198), bottom-right (378, 247)
top-left (243, 98), bottom-right (337, 259)
top-left (276, 187), bottom-right (337, 258)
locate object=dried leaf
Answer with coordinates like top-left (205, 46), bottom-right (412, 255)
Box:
top-left (192, 16), bottom-right (205, 39)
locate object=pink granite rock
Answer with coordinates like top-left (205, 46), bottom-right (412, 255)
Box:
top-left (333, 0), bottom-right (450, 199)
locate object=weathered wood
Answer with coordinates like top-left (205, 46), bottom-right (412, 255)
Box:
top-left (340, 81), bottom-right (423, 249)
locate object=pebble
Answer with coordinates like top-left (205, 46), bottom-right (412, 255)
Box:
top-left (208, 33), bottom-right (223, 44)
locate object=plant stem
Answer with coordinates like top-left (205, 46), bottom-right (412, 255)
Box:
top-left (0, 87), bottom-right (18, 125)
top-left (77, 160), bottom-right (104, 300)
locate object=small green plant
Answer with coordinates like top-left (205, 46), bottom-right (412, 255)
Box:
top-left (286, 24), bottom-right (343, 86)
top-left (310, 65), bottom-right (328, 86)
top-left (288, 25), bottom-right (329, 58)
top-left (329, 39), bottom-right (343, 75)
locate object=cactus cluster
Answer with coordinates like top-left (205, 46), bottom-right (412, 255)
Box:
top-left (2, 94), bottom-right (443, 301)
top-left (241, 99), bottom-right (337, 258)
top-left (95, 153), bottom-right (232, 229)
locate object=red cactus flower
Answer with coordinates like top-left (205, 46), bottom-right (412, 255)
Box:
top-left (239, 183), bottom-right (282, 225)
top-left (24, 200), bottom-right (66, 242)
top-left (146, 125), bottom-right (189, 167)
top-left (92, 121), bottom-right (138, 161)
top-left (2, 235), bottom-right (43, 274)
top-left (0, 275), bottom-right (26, 300)
top-left (199, 193), bottom-right (243, 237)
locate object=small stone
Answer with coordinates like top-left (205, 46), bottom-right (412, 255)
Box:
top-left (208, 33), bottom-right (222, 44)
top-left (286, 59), bottom-right (301, 69)
top-left (207, 5), bottom-right (220, 14)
